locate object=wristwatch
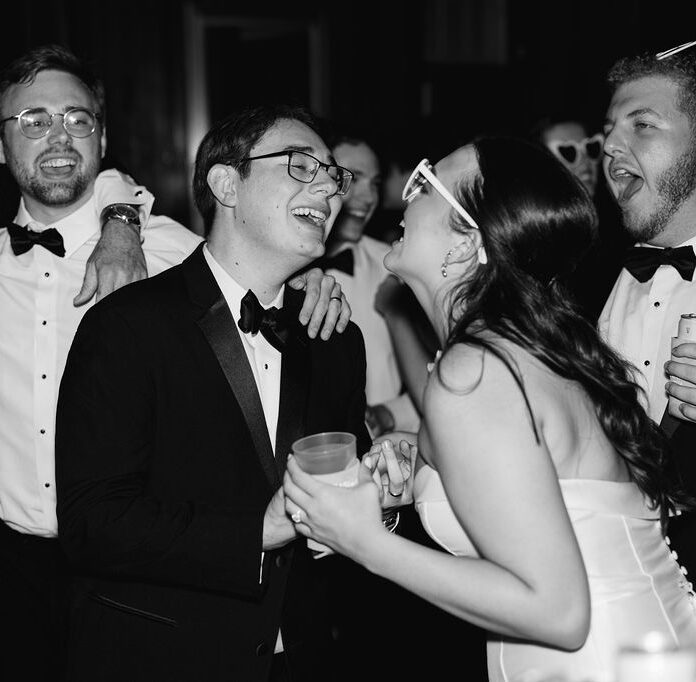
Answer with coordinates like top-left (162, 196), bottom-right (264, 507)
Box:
top-left (100, 203), bottom-right (141, 230)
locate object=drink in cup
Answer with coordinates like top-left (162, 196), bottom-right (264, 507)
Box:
top-left (291, 431), bottom-right (359, 557)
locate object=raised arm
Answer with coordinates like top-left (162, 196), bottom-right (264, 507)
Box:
top-left (73, 169), bottom-right (151, 306)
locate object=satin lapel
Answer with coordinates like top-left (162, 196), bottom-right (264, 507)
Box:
top-left (275, 289), bottom-right (310, 477)
top-left (185, 247), bottom-right (278, 488)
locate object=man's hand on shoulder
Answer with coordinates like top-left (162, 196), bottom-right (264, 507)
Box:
top-left (287, 267), bottom-right (351, 340)
top-left (73, 215), bottom-right (147, 306)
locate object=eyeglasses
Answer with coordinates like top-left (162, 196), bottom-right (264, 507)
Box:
top-left (243, 150), bottom-right (353, 196)
top-left (402, 158), bottom-right (480, 230)
top-left (547, 134), bottom-right (603, 166)
top-left (0, 107), bottom-right (101, 139)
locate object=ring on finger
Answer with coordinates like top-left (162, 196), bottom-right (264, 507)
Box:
top-left (330, 296), bottom-right (342, 302)
top-left (291, 509), bottom-right (303, 523)
top-left (388, 489), bottom-right (403, 497)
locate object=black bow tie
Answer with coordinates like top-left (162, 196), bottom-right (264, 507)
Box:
top-left (238, 290), bottom-right (290, 353)
top-left (7, 222), bottom-right (65, 258)
top-left (317, 248), bottom-right (354, 275)
top-left (623, 245), bottom-right (696, 283)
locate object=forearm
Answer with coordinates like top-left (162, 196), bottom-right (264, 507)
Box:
top-left (358, 531), bottom-right (588, 649)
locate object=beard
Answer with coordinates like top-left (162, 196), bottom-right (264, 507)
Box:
top-left (622, 144), bottom-right (696, 243)
top-left (5, 146), bottom-right (100, 208)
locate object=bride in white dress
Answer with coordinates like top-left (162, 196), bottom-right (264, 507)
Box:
top-left (283, 136), bottom-right (696, 682)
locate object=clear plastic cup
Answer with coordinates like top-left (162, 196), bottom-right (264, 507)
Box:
top-left (291, 432), bottom-right (359, 558)
top-left (291, 431), bottom-right (357, 475)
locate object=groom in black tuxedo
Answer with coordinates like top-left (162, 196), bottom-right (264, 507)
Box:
top-left (55, 104), bottom-right (371, 682)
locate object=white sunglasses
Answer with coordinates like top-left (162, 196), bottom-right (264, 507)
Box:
top-left (402, 158), bottom-right (480, 230)
top-left (402, 158), bottom-right (487, 265)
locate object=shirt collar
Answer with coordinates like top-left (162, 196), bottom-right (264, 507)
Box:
top-left (15, 194), bottom-right (100, 258)
top-left (202, 244), bottom-right (284, 326)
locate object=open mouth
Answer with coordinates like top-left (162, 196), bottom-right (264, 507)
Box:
top-left (38, 156), bottom-right (78, 177)
top-left (609, 164), bottom-right (644, 204)
top-left (291, 206), bottom-right (328, 228)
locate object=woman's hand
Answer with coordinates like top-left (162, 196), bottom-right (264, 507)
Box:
top-left (283, 455), bottom-right (385, 560)
top-left (364, 435), bottom-right (417, 507)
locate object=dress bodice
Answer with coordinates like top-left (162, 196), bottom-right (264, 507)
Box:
top-left (414, 464), bottom-right (696, 682)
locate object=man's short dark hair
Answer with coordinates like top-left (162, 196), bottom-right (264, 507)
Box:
top-left (607, 49), bottom-right (696, 134)
top-left (0, 44), bottom-right (106, 126)
top-left (193, 103), bottom-right (322, 233)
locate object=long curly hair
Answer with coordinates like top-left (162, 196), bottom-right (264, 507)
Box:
top-left (439, 136), bottom-right (691, 527)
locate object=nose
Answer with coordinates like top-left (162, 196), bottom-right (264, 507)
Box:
top-left (311, 166), bottom-right (339, 197)
top-left (603, 125), bottom-right (623, 158)
top-left (46, 115), bottom-right (71, 144)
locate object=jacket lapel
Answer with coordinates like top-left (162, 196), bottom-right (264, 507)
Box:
top-left (183, 245), bottom-right (278, 488)
top-left (274, 288), bottom-right (310, 477)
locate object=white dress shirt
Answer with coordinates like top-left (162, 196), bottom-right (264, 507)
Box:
top-left (327, 235), bottom-right (419, 431)
top-left (599, 235), bottom-right (696, 423)
top-left (202, 245), bottom-right (282, 450)
top-left (203, 245), bottom-right (285, 652)
top-left (0, 171), bottom-right (202, 537)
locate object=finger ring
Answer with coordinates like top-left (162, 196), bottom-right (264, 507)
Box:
top-left (291, 510), bottom-right (303, 523)
top-left (388, 490), bottom-right (403, 497)
top-left (330, 296), bottom-right (342, 302)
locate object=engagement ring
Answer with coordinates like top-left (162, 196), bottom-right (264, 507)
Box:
top-left (291, 510), bottom-right (303, 523)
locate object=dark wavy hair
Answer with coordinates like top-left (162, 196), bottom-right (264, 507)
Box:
top-left (607, 49), bottom-right (696, 136)
top-left (440, 135), bottom-right (690, 527)
top-left (193, 103), bottom-right (321, 235)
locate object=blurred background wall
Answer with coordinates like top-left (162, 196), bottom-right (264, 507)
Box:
top-left (0, 0), bottom-right (690, 233)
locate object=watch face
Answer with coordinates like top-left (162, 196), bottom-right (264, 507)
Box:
top-left (105, 204), bottom-right (140, 224)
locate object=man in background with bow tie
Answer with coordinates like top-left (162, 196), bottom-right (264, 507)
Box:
top-left (55, 104), bottom-right (372, 682)
top-left (318, 130), bottom-right (419, 437)
top-left (0, 46), bottom-right (349, 682)
top-left (599, 45), bottom-right (696, 574)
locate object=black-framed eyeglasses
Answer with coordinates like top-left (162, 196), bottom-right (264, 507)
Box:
top-left (243, 150), bottom-right (354, 196)
top-left (0, 107), bottom-right (102, 139)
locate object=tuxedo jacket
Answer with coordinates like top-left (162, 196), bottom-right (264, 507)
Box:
top-left (55, 244), bottom-right (371, 682)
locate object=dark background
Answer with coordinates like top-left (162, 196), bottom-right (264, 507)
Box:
top-left (0, 0), bottom-right (691, 233)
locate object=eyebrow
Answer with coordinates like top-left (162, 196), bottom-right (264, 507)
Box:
top-left (280, 144), bottom-right (337, 165)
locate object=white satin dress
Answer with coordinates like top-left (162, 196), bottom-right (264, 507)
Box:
top-left (414, 465), bottom-right (696, 682)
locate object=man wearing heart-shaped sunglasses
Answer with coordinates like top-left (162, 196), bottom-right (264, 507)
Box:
top-left (539, 119), bottom-right (603, 197)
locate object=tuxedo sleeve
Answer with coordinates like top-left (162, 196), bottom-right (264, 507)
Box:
top-left (55, 303), bottom-right (266, 598)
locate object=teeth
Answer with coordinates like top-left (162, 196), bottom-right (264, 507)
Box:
top-left (291, 207), bottom-right (327, 224)
top-left (41, 158), bottom-right (75, 168)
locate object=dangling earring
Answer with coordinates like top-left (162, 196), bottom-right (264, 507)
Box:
top-left (441, 248), bottom-right (454, 278)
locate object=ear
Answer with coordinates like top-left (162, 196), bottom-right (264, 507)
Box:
top-left (207, 164), bottom-right (239, 208)
top-left (447, 230), bottom-right (488, 267)
top-left (100, 124), bottom-right (107, 160)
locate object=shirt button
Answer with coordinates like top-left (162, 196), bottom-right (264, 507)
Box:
top-left (44, 482), bottom-right (50, 488)
top-left (275, 555), bottom-right (285, 568)
top-left (42, 320), bottom-right (47, 326)
top-left (644, 360), bottom-right (650, 366)
top-left (44, 272), bottom-right (50, 277)
top-left (255, 642), bottom-right (269, 657)
top-left (40, 429), bottom-right (46, 434)
top-left (654, 301), bottom-right (661, 307)
top-left (41, 374), bottom-right (47, 379)
top-left (264, 363), bottom-right (269, 370)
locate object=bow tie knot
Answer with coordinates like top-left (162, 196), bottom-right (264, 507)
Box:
top-left (238, 290), bottom-right (290, 352)
top-left (7, 222), bottom-right (65, 257)
top-left (623, 245), bottom-right (696, 283)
